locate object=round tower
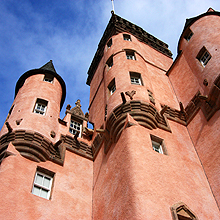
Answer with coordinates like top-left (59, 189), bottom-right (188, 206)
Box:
top-left (0, 61), bottom-right (66, 163)
top-left (178, 8), bottom-right (220, 96)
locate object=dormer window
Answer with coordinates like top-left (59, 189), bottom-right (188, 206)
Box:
top-left (106, 56), bottom-right (113, 70)
top-left (69, 119), bottom-right (82, 137)
top-left (34, 99), bottom-right (48, 115)
top-left (126, 51), bottom-right (136, 60)
top-left (107, 38), bottom-right (112, 49)
top-left (43, 73), bottom-right (54, 83)
top-left (123, 34), bottom-right (131, 41)
top-left (184, 29), bottom-right (193, 41)
top-left (108, 79), bottom-right (116, 95)
top-left (197, 47), bottom-right (211, 67)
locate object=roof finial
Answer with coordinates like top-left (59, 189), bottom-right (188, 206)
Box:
top-left (111, 0), bottom-right (115, 14)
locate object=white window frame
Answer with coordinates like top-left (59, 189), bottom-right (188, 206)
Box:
top-left (108, 79), bottom-right (116, 95)
top-left (34, 99), bottom-right (48, 115)
top-left (126, 51), bottom-right (136, 60)
top-left (197, 47), bottom-right (211, 67)
top-left (109, 84), bottom-right (116, 95)
top-left (106, 56), bottom-right (113, 70)
top-left (130, 72), bottom-right (142, 85)
top-left (32, 171), bottom-right (53, 200)
top-left (69, 119), bottom-right (82, 137)
top-left (150, 135), bottom-right (166, 155)
top-left (152, 140), bottom-right (163, 154)
top-left (43, 74), bottom-right (54, 83)
top-left (123, 34), bottom-right (131, 41)
top-left (200, 50), bottom-right (211, 67)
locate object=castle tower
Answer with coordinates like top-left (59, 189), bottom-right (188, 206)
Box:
top-left (87, 12), bottom-right (220, 219)
top-left (168, 8), bottom-right (220, 208)
top-left (0, 61), bottom-right (93, 220)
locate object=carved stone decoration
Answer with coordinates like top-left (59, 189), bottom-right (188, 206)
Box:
top-left (105, 100), bottom-right (171, 153)
top-left (170, 202), bottom-right (198, 220)
top-left (66, 104), bottom-right (71, 110)
top-left (68, 99), bottom-right (85, 118)
top-left (125, 90), bottom-right (136, 100)
top-left (147, 89), bottom-right (155, 105)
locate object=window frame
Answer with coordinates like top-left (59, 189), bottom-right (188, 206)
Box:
top-left (34, 99), bottom-right (48, 116)
top-left (130, 72), bottom-right (142, 85)
top-left (150, 135), bottom-right (167, 155)
top-left (123, 34), bottom-right (131, 41)
top-left (106, 56), bottom-right (113, 70)
top-left (197, 47), bottom-right (211, 67)
top-left (43, 73), bottom-right (54, 83)
top-left (32, 167), bottom-right (54, 200)
top-left (69, 119), bottom-right (82, 137)
top-left (184, 28), bottom-right (193, 42)
top-left (108, 79), bottom-right (116, 95)
top-left (126, 50), bottom-right (136, 60)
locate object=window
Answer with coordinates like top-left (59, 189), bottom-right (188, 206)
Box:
top-left (32, 167), bottom-right (54, 200)
top-left (69, 119), bottom-right (82, 137)
top-left (123, 34), bottom-right (131, 41)
top-left (106, 56), bottom-right (113, 70)
top-left (130, 72), bottom-right (142, 85)
top-left (126, 51), bottom-right (136, 60)
top-left (108, 79), bottom-right (116, 95)
top-left (43, 73), bottom-right (54, 83)
top-left (197, 47), bottom-right (211, 67)
top-left (107, 38), bottom-right (112, 49)
top-left (34, 99), bottom-right (48, 115)
top-left (184, 29), bottom-right (193, 41)
top-left (150, 135), bottom-right (166, 154)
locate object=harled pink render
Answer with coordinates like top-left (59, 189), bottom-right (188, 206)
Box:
top-left (0, 8), bottom-right (220, 220)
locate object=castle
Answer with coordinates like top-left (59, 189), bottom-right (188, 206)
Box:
top-left (0, 7), bottom-right (220, 220)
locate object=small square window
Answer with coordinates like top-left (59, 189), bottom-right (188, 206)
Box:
top-left (123, 34), bottom-right (131, 41)
top-left (130, 72), bottom-right (142, 85)
top-left (107, 39), bottom-right (112, 49)
top-left (106, 56), bottom-right (113, 70)
top-left (126, 51), bottom-right (136, 60)
top-left (184, 29), bottom-right (193, 42)
top-left (69, 119), bottom-right (82, 137)
top-left (43, 74), bottom-right (54, 83)
top-left (34, 99), bottom-right (48, 115)
top-left (108, 79), bottom-right (116, 95)
top-left (150, 135), bottom-right (166, 155)
top-left (32, 167), bottom-right (54, 200)
top-left (197, 47), bottom-right (211, 67)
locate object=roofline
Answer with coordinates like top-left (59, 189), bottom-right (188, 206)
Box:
top-left (15, 69), bottom-right (66, 110)
top-left (86, 13), bottom-right (172, 86)
top-left (177, 10), bottom-right (220, 54)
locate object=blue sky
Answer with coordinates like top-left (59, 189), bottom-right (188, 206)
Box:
top-left (0, 0), bottom-right (220, 128)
